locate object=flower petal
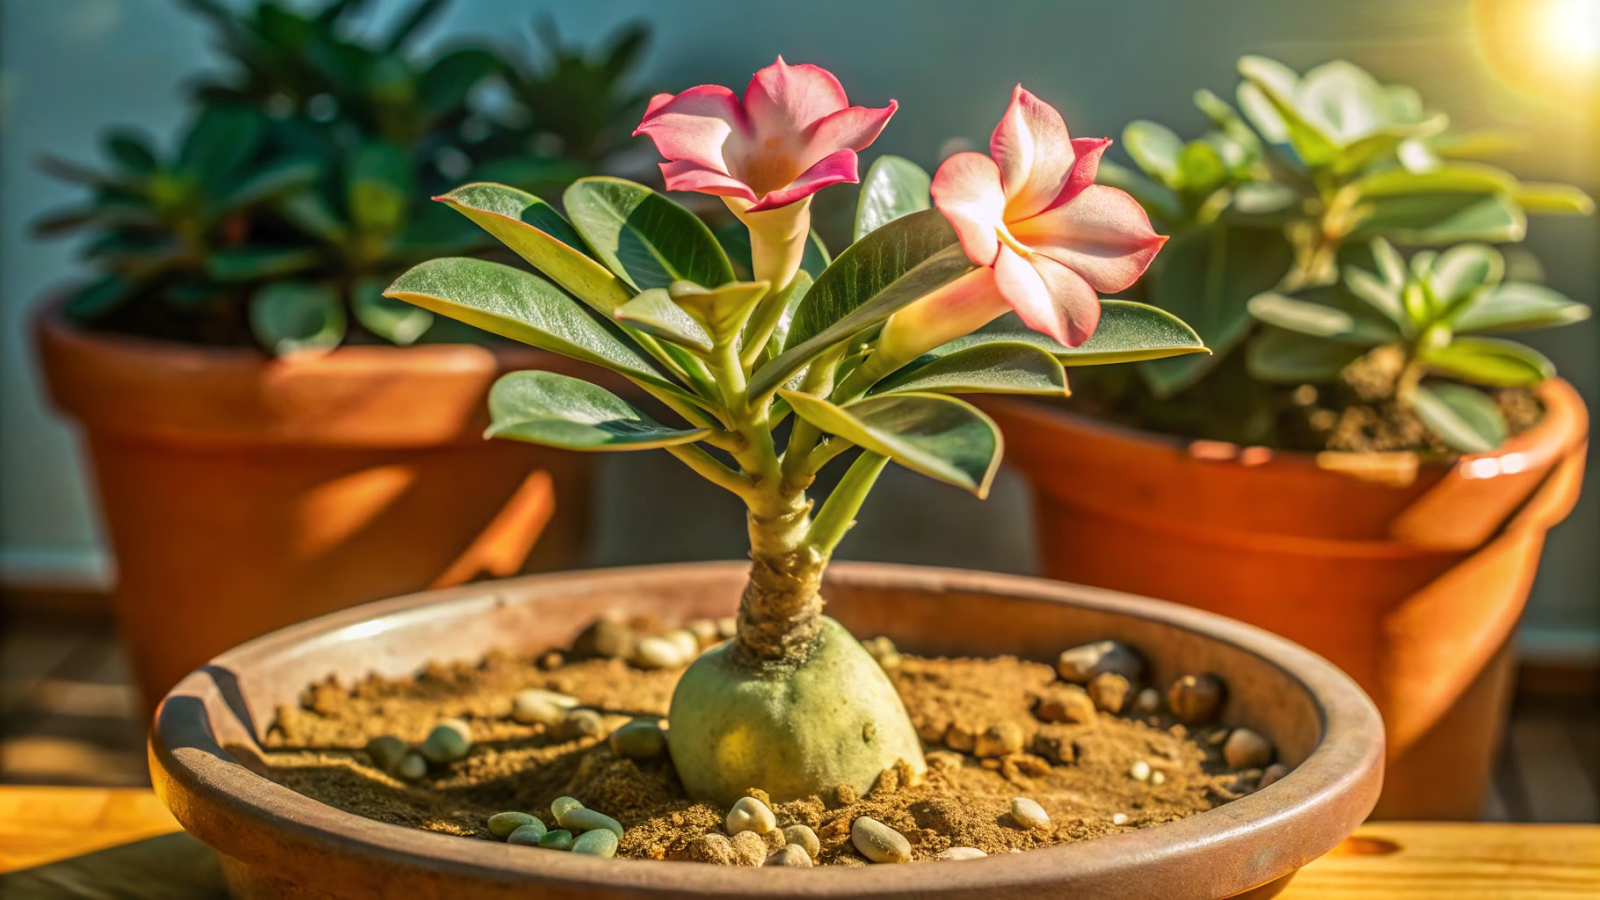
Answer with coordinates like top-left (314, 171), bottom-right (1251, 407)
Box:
top-left (802, 100), bottom-right (897, 171)
top-left (994, 246), bottom-right (1102, 347)
top-left (744, 57), bottom-right (849, 139)
top-left (1053, 137), bottom-right (1112, 208)
top-left (660, 161), bottom-right (757, 202)
top-left (633, 85), bottom-right (748, 173)
top-left (747, 148), bottom-right (859, 212)
top-left (1010, 185), bottom-right (1167, 294)
top-left (991, 85), bottom-right (1075, 220)
top-left (931, 152), bottom-right (1006, 266)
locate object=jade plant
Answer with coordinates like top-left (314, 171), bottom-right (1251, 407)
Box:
top-left (384, 60), bottom-right (1201, 805)
top-left (1085, 55), bottom-right (1592, 451)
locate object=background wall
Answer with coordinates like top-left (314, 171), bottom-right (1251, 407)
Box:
top-left (2, 0), bottom-right (1595, 653)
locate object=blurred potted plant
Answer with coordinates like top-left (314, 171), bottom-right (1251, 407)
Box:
top-left (31, 0), bottom-right (648, 710)
top-left (983, 56), bottom-right (1593, 818)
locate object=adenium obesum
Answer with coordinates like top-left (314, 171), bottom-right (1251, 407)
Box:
top-left (388, 58), bottom-right (1191, 807)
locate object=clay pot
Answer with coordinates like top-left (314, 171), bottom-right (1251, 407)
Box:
top-left (983, 378), bottom-right (1588, 820)
top-left (35, 299), bottom-right (596, 713)
top-left (151, 562), bottom-right (1383, 899)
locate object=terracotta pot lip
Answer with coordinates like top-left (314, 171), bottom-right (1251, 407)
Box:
top-left (986, 376), bottom-right (1587, 477)
top-left (151, 561), bottom-right (1385, 897)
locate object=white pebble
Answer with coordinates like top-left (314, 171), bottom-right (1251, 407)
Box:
top-left (725, 796), bottom-right (777, 835)
top-left (1150, 770), bottom-right (1167, 786)
top-left (1134, 687), bottom-right (1162, 714)
top-left (634, 636), bottom-right (687, 669)
top-left (511, 689), bottom-right (573, 726)
top-left (936, 846), bottom-right (987, 860)
top-left (1009, 797), bottom-right (1050, 830)
top-left (716, 617), bottom-right (738, 639)
top-left (764, 844), bottom-right (813, 867)
top-left (664, 629), bottom-right (700, 659)
top-left (1129, 760), bottom-right (1152, 782)
top-left (851, 816), bottom-right (911, 863)
top-left (1112, 813), bottom-right (1130, 825)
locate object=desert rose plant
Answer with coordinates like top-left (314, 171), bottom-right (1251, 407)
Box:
top-left (385, 59), bottom-right (1203, 805)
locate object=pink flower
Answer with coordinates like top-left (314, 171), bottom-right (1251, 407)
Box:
top-left (634, 57), bottom-right (897, 213)
top-left (889, 86), bottom-right (1166, 353)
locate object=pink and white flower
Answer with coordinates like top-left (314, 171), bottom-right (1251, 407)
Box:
top-left (881, 86), bottom-right (1166, 360)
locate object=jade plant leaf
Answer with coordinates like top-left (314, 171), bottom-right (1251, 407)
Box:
top-left (434, 182), bottom-right (633, 314)
top-left (613, 288), bottom-right (713, 353)
top-left (487, 370), bottom-right (711, 450)
top-left (1449, 282), bottom-right (1592, 333)
top-left (250, 281), bottom-right (346, 357)
top-left (1411, 381), bottom-right (1506, 453)
top-left (1351, 192), bottom-right (1526, 245)
top-left (669, 280), bottom-right (770, 343)
top-left (385, 257), bottom-right (694, 400)
top-left (563, 176), bottom-right (734, 291)
top-left (854, 155), bottom-right (931, 240)
top-left (352, 276), bottom-right (432, 345)
top-left (1419, 336), bottom-right (1553, 388)
top-left (931, 302), bottom-right (1206, 366)
top-left (1425, 243), bottom-right (1503, 310)
top-left (869, 342), bottom-right (1067, 397)
top-left (207, 247), bottom-right (321, 282)
top-left (1246, 326), bottom-right (1366, 383)
top-left (779, 389), bottom-right (1002, 497)
top-left (1123, 120), bottom-right (1185, 188)
top-left (1246, 290), bottom-right (1401, 344)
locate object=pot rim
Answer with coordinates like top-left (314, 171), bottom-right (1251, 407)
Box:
top-left (151, 561), bottom-right (1384, 897)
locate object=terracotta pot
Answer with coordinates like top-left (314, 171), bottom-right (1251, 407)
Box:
top-left (35, 299), bottom-right (596, 713)
top-left (151, 562), bottom-right (1383, 900)
top-left (983, 378), bottom-right (1588, 820)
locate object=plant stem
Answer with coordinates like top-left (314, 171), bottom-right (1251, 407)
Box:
top-left (805, 452), bottom-right (888, 555)
top-left (665, 443), bottom-right (754, 499)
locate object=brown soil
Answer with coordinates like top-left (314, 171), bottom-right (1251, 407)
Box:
top-left (248, 632), bottom-right (1260, 865)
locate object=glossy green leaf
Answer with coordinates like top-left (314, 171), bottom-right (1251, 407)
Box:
top-left (1179, 140), bottom-right (1227, 193)
top-left (180, 106), bottom-right (262, 190)
top-left (668, 280), bottom-right (769, 343)
top-left (935, 302), bottom-right (1207, 366)
top-left (435, 182), bottom-right (632, 314)
top-left (563, 176), bottom-right (734, 291)
top-left (212, 157), bottom-right (321, 215)
top-left (1343, 264), bottom-right (1407, 326)
top-left (347, 141), bottom-right (413, 233)
top-left (1427, 243), bottom-right (1503, 310)
top-left (1246, 327), bottom-right (1366, 383)
top-left (1449, 282), bottom-right (1592, 333)
top-left (352, 277), bottom-right (432, 345)
top-left (613, 288), bottom-right (713, 353)
top-left (1232, 181), bottom-right (1298, 214)
top-left (275, 190), bottom-right (349, 244)
top-left (1237, 56), bottom-right (1337, 167)
top-left (855, 155), bottom-right (932, 240)
top-left (384, 257), bottom-right (692, 399)
top-left (1139, 224), bottom-right (1294, 396)
top-left (419, 48), bottom-right (499, 114)
top-left (1247, 290), bottom-right (1400, 344)
top-left (487, 370), bottom-right (710, 450)
top-left (1513, 183), bottom-right (1594, 215)
top-left (1095, 161), bottom-right (1182, 223)
top-left (1411, 382), bottom-right (1506, 453)
top-left (250, 281), bottom-right (346, 357)
top-left (1353, 163), bottom-right (1518, 199)
top-left (1123, 121), bottom-right (1185, 187)
top-left (207, 247), bottom-right (321, 281)
top-left (1352, 192), bottom-right (1526, 245)
top-left (104, 130), bottom-right (158, 173)
top-left (870, 342), bottom-right (1067, 397)
top-left (1421, 337), bottom-right (1553, 388)
top-left (62, 276), bottom-right (136, 322)
top-left (780, 389), bottom-right (1002, 497)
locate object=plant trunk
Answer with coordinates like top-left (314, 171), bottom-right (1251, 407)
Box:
top-left (734, 499), bottom-right (825, 666)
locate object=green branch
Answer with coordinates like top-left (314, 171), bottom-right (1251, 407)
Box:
top-left (805, 451), bottom-right (889, 556)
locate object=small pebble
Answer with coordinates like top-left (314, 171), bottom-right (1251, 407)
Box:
top-left (1009, 797), bottom-right (1050, 830)
top-left (765, 844), bottom-right (813, 867)
top-left (730, 831), bottom-right (768, 866)
top-left (664, 628), bottom-right (701, 659)
top-left (1035, 683), bottom-right (1097, 724)
top-left (1224, 728), bottom-right (1274, 769)
top-left (634, 635), bottom-right (687, 669)
top-left (420, 720), bottom-right (472, 764)
top-left (936, 846), bottom-right (988, 860)
top-left (1167, 674), bottom-right (1225, 725)
top-left (974, 722), bottom-right (1024, 758)
top-left (538, 651), bottom-right (564, 670)
top-left (725, 796), bottom-right (778, 835)
top-left (861, 636), bottom-right (902, 669)
top-left (683, 833), bottom-right (735, 865)
top-left (1150, 770), bottom-right (1167, 786)
top-left (687, 618), bottom-right (720, 647)
top-left (1057, 640), bottom-right (1145, 684)
top-left (488, 812), bottom-right (540, 839)
top-left (782, 824), bottom-right (820, 860)
top-left (551, 796), bottom-right (584, 819)
top-left (572, 828), bottom-right (619, 858)
top-left (394, 752), bottom-right (427, 781)
top-left (507, 822), bottom-right (548, 845)
top-left (1129, 760), bottom-right (1152, 782)
top-left (511, 689), bottom-right (574, 727)
top-left (1259, 763), bottom-right (1291, 789)
top-left (559, 807), bottom-right (625, 839)
top-left (1112, 813), bottom-right (1130, 826)
top-left (538, 829), bottom-right (575, 851)
top-left (1134, 687), bottom-right (1162, 715)
top-left (365, 735), bottom-right (407, 772)
top-left (609, 718), bottom-right (667, 759)
top-left (943, 722), bottom-right (977, 753)
top-left (558, 709), bottom-right (604, 741)
top-left (1087, 672), bottom-right (1132, 713)
top-left (851, 816), bottom-right (912, 864)
top-left (572, 617), bottom-right (635, 659)
top-left (716, 617), bottom-right (738, 639)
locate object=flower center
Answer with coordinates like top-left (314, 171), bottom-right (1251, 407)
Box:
top-left (744, 138), bottom-right (803, 197)
top-left (996, 224), bottom-right (1033, 258)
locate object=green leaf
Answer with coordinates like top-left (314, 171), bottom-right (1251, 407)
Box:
top-left (1427, 243), bottom-right (1503, 310)
top-left (1449, 282), bottom-right (1592, 333)
top-left (207, 247), bottom-right (321, 282)
top-left (211, 158), bottom-right (321, 215)
top-left (1246, 327), bottom-right (1366, 383)
top-left (347, 141), bottom-right (414, 234)
top-left (1353, 163), bottom-right (1519, 200)
top-left (1096, 161), bottom-right (1182, 223)
top-left (418, 48), bottom-right (498, 114)
top-left (250, 281), bottom-right (346, 357)
top-left (1513, 183), bottom-right (1594, 215)
top-left (180, 106), bottom-right (263, 191)
top-left (1344, 265), bottom-right (1407, 326)
top-left (1138, 224), bottom-right (1294, 397)
top-left (871, 342), bottom-right (1067, 397)
top-left (1411, 382), bottom-right (1506, 453)
top-left (780, 390), bottom-right (1002, 497)
top-left (613, 288), bottom-right (713, 353)
top-left (1247, 290), bottom-right (1400, 344)
top-left (62, 276), bottom-right (136, 322)
top-left (487, 370), bottom-right (710, 450)
top-left (750, 270), bottom-right (813, 362)
top-left (275, 191), bottom-right (349, 244)
top-left (1420, 337), bottom-right (1554, 388)
top-left (668, 280), bottom-right (769, 343)
top-left (352, 277), bottom-right (432, 346)
top-left (1232, 181), bottom-right (1298, 214)
top-left (1352, 192), bottom-right (1526, 244)
top-left (563, 176), bottom-right (734, 291)
top-left (855, 155), bottom-right (932, 241)
top-left (1179, 140), bottom-right (1227, 193)
top-left (1237, 56), bottom-right (1338, 167)
top-left (435, 182), bottom-right (632, 314)
top-left (384, 257), bottom-right (692, 399)
top-left (1123, 121), bottom-right (1185, 188)
top-left (104, 130), bottom-right (158, 173)
top-left (937, 302), bottom-right (1207, 366)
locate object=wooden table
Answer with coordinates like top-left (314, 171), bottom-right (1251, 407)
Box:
top-left (2, 787), bottom-right (1596, 897)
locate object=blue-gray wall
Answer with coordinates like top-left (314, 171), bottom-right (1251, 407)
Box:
top-left (2, 0), bottom-right (1594, 652)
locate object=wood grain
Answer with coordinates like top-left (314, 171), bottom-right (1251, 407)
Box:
top-left (0, 786), bottom-right (181, 872)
